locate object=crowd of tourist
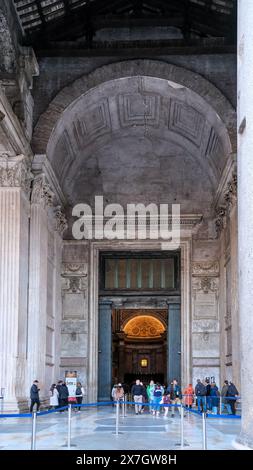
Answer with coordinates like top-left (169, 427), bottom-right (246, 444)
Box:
top-left (29, 379), bottom-right (85, 412)
top-left (111, 378), bottom-right (240, 416)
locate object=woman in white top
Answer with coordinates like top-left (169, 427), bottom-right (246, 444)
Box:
top-left (49, 384), bottom-right (59, 409)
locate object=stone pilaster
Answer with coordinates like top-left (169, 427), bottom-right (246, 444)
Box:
top-left (27, 174), bottom-right (54, 393)
top-left (0, 155), bottom-right (31, 410)
top-left (27, 174), bottom-right (68, 397)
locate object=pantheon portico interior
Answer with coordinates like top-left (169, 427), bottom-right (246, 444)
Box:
top-left (0, 0), bottom-right (253, 449)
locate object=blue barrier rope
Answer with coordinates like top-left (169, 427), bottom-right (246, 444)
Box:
top-left (185, 407), bottom-right (241, 419)
top-left (0, 400), bottom-right (241, 418)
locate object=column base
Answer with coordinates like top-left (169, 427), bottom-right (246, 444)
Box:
top-left (233, 433), bottom-right (253, 450)
top-left (1, 398), bottom-right (23, 413)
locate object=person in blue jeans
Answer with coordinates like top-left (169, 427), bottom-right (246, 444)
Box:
top-left (152, 384), bottom-right (163, 416)
top-left (195, 379), bottom-right (207, 412)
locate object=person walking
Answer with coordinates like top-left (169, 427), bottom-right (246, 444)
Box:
top-left (131, 379), bottom-right (145, 415)
top-left (30, 380), bottom-right (40, 412)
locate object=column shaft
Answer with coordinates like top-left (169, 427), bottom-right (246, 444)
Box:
top-left (237, 0), bottom-right (253, 448)
top-left (0, 182), bottom-right (29, 409)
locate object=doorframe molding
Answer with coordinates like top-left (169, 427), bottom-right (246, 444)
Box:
top-left (88, 238), bottom-right (191, 402)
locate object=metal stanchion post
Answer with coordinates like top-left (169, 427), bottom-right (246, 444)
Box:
top-left (31, 411), bottom-right (37, 450)
top-left (180, 404), bottom-right (184, 449)
top-left (116, 400), bottom-right (119, 436)
top-left (219, 395), bottom-right (222, 415)
top-left (67, 404), bottom-right (72, 449)
top-left (202, 411), bottom-right (207, 450)
top-left (122, 397), bottom-right (126, 417)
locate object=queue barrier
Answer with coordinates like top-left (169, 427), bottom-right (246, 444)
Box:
top-left (0, 399), bottom-right (241, 451)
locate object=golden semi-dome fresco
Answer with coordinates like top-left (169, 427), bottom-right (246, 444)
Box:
top-left (123, 315), bottom-right (165, 339)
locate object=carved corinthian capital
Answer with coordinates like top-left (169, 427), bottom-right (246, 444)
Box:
top-left (54, 205), bottom-right (68, 234)
top-left (31, 174), bottom-right (55, 207)
top-left (215, 206), bottom-right (226, 237)
top-left (224, 173), bottom-right (237, 212)
top-left (0, 154), bottom-right (33, 193)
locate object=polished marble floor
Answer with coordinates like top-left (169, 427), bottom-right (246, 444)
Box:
top-left (0, 406), bottom-right (241, 451)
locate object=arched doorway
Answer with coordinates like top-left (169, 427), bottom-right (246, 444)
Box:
top-left (114, 314), bottom-right (166, 386)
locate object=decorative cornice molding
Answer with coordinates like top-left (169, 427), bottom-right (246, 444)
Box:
top-left (0, 154), bottom-right (33, 192)
top-left (192, 260), bottom-right (219, 277)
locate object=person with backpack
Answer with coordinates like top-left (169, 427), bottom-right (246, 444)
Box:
top-left (195, 379), bottom-right (207, 412)
top-left (152, 383), bottom-right (164, 416)
top-left (227, 381), bottom-right (239, 415)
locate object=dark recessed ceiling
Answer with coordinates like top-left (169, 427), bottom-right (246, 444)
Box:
top-left (13, 0), bottom-right (237, 47)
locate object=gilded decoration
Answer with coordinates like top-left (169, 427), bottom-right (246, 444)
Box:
top-left (123, 315), bottom-right (165, 339)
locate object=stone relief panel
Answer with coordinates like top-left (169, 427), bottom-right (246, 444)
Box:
top-left (191, 259), bottom-right (220, 381)
top-left (192, 277), bottom-right (219, 320)
top-left (192, 260), bottom-right (219, 277)
top-left (62, 294), bottom-right (85, 320)
top-left (61, 332), bottom-right (87, 357)
top-left (62, 262), bottom-right (87, 320)
top-left (192, 332), bottom-right (220, 358)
